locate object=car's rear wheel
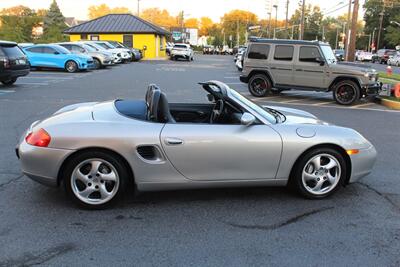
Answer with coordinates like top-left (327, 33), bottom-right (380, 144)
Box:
top-left (333, 80), bottom-right (360, 105)
top-left (63, 151), bottom-right (129, 209)
top-left (93, 58), bottom-right (101, 69)
top-left (1, 78), bottom-right (17, 86)
top-left (65, 60), bottom-right (78, 73)
top-left (291, 148), bottom-right (346, 199)
top-left (248, 74), bottom-right (272, 97)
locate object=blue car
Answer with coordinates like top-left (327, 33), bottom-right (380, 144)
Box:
top-left (23, 44), bottom-right (94, 73)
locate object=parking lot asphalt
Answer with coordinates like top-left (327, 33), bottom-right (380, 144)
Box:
top-left (0, 55), bottom-right (400, 266)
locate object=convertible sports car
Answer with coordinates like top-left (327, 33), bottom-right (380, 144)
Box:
top-left (16, 81), bottom-right (377, 208)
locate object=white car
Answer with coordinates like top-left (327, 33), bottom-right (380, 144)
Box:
top-left (387, 54), bottom-right (400, 66)
top-left (357, 51), bottom-right (373, 62)
top-left (93, 41), bottom-right (131, 63)
top-left (80, 42), bottom-right (122, 64)
top-left (170, 44), bottom-right (194, 61)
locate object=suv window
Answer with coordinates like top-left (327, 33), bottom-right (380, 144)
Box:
top-left (274, 45), bottom-right (294, 61)
top-left (174, 45), bottom-right (189, 49)
top-left (26, 47), bottom-right (43, 53)
top-left (1, 45), bottom-right (25, 58)
top-left (71, 45), bottom-right (86, 53)
top-left (248, 44), bottom-right (269, 59)
top-left (43, 47), bottom-right (56, 54)
top-left (59, 44), bottom-right (71, 51)
top-left (299, 46), bottom-right (321, 62)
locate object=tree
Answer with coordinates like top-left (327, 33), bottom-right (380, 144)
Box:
top-left (199, 17), bottom-right (214, 36)
top-left (140, 8), bottom-right (177, 29)
top-left (364, 0), bottom-right (400, 49)
top-left (385, 14), bottom-right (400, 46)
top-left (221, 10), bottom-right (258, 45)
top-left (41, 0), bottom-right (68, 42)
top-left (0, 6), bottom-right (41, 42)
top-left (88, 4), bottom-right (131, 19)
top-left (185, 18), bottom-right (199, 28)
top-left (290, 4), bottom-right (323, 40)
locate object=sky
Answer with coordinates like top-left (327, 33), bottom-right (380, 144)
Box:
top-left (0, 0), bottom-right (365, 22)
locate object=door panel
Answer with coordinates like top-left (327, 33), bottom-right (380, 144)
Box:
top-left (160, 124), bottom-right (282, 181)
top-left (294, 46), bottom-right (326, 88)
top-left (270, 45), bottom-right (295, 85)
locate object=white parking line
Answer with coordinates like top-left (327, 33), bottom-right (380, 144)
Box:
top-left (223, 77), bottom-right (239, 79)
top-left (351, 102), bottom-right (374, 108)
top-left (20, 76), bottom-right (73, 80)
top-left (16, 82), bottom-right (49, 85)
top-left (311, 101), bottom-right (335, 106)
top-left (224, 82), bottom-right (244, 85)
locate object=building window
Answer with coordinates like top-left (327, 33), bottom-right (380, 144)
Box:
top-left (90, 35), bottom-right (99, 41)
top-left (274, 45), bottom-right (294, 61)
top-left (80, 34), bottom-right (88, 40)
top-left (123, 35), bottom-right (133, 48)
top-left (248, 44), bottom-right (269, 60)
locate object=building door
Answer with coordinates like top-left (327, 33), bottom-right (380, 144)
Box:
top-left (90, 35), bottom-right (99, 41)
top-left (123, 35), bottom-right (133, 48)
top-left (155, 35), bottom-right (159, 57)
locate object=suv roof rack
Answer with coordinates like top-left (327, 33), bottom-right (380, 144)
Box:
top-left (248, 37), bottom-right (326, 46)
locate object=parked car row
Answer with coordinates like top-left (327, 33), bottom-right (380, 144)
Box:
top-left (203, 45), bottom-right (233, 55)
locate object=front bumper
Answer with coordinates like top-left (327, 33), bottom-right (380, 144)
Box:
top-left (363, 81), bottom-right (382, 95)
top-left (239, 75), bottom-right (249, 83)
top-left (348, 145), bottom-right (377, 183)
top-left (16, 140), bottom-right (74, 187)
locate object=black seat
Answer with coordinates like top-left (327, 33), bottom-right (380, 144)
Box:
top-left (145, 84), bottom-right (175, 123)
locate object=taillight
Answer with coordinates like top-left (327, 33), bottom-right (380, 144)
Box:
top-left (26, 128), bottom-right (51, 147)
top-left (1, 57), bottom-right (10, 68)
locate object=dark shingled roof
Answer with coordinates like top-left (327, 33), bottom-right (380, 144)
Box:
top-left (64, 14), bottom-right (170, 35)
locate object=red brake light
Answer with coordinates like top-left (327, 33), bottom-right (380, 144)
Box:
top-left (26, 128), bottom-right (51, 147)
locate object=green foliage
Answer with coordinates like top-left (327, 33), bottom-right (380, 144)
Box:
top-left (385, 14), bottom-right (400, 46)
top-left (363, 0), bottom-right (400, 48)
top-left (41, 0), bottom-right (68, 42)
top-left (0, 6), bottom-right (41, 42)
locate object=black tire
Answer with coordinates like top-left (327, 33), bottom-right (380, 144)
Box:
top-left (332, 80), bottom-right (360, 105)
top-left (65, 60), bottom-right (78, 73)
top-left (93, 58), bottom-right (101, 69)
top-left (270, 88), bottom-right (282, 95)
top-left (1, 78), bottom-right (17, 86)
top-left (63, 150), bottom-right (130, 209)
top-left (248, 74), bottom-right (273, 97)
top-left (290, 147), bottom-right (346, 199)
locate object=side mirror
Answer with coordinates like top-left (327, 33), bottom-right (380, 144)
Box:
top-left (240, 112), bottom-right (256, 126)
top-left (315, 57), bottom-right (325, 66)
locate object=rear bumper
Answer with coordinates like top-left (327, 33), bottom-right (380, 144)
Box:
top-left (348, 145), bottom-right (377, 183)
top-left (17, 140), bottom-right (74, 187)
top-left (0, 68), bottom-right (30, 80)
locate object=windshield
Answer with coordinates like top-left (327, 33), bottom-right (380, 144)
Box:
top-left (85, 43), bottom-right (100, 51)
top-left (229, 89), bottom-right (278, 123)
top-left (321, 45), bottom-right (337, 64)
top-left (1, 45), bottom-right (25, 57)
top-left (96, 42), bottom-right (112, 49)
top-left (83, 44), bottom-right (96, 52)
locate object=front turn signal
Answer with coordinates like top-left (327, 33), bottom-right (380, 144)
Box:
top-left (346, 149), bottom-right (359, 155)
top-left (26, 128), bottom-right (51, 147)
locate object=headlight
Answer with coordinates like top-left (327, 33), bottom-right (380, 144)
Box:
top-left (364, 73), bottom-right (369, 78)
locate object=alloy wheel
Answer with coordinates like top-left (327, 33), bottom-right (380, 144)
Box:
top-left (71, 158), bottom-right (120, 205)
top-left (250, 77), bottom-right (269, 96)
top-left (335, 84), bottom-right (356, 104)
top-left (301, 154), bottom-right (341, 195)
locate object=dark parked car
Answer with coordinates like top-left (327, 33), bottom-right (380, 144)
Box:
top-left (373, 49), bottom-right (397, 64)
top-left (333, 49), bottom-right (344, 61)
top-left (0, 41), bottom-right (30, 86)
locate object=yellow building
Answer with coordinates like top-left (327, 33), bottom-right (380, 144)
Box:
top-left (64, 14), bottom-right (170, 59)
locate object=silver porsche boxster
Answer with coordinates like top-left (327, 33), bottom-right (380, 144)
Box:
top-left (16, 81), bottom-right (376, 208)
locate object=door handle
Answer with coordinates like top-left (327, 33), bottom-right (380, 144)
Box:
top-left (296, 69), bottom-right (303, 71)
top-left (165, 138), bottom-right (183, 145)
top-left (270, 67), bottom-right (277, 69)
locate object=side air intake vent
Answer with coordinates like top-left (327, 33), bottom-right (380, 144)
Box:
top-left (137, 146), bottom-right (156, 160)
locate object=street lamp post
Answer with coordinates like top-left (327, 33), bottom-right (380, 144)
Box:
top-left (273, 5), bottom-right (278, 39)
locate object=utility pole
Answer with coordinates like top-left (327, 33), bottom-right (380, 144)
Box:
top-left (273, 5), bottom-right (278, 39)
top-left (299, 0), bottom-right (305, 40)
top-left (377, 5), bottom-right (385, 50)
top-left (137, 0), bottom-right (140, 16)
top-left (285, 0), bottom-right (289, 31)
top-left (236, 20), bottom-right (240, 46)
top-left (344, 0), bottom-right (352, 61)
top-left (347, 0), bottom-right (359, 62)
top-left (268, 12), bottom-right (272, 38)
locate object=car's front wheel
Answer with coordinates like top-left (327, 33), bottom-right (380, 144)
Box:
top-left (291, 148), bottom-right (346, 199)
top-left (63, 150), bottom-right (129, 209)
top-left (65, 60), bottom-right (78, 73)
top-left (93, 58), bottom-right (101, 69)
top-left (248, 74), bottom-right (272, 97)
top-left (1, 78), bottom-right (17, 86)
top-left (333, 80), bottom-right (360, 105)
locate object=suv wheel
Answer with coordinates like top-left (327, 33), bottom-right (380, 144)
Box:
top-left (1, 78), bottom-right (17, 86)
top-left (333, 80), bottom-right (360, 105)
top-left (248, 74), bottom-right (272, 97)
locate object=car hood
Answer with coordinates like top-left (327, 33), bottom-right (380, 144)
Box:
top-left (331, 62), bottom-right (376, 73)
top-left (266, 106), bottom-right (328, 125)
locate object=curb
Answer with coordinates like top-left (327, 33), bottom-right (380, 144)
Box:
top-left (376, 96), bottom-right (400, 110)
